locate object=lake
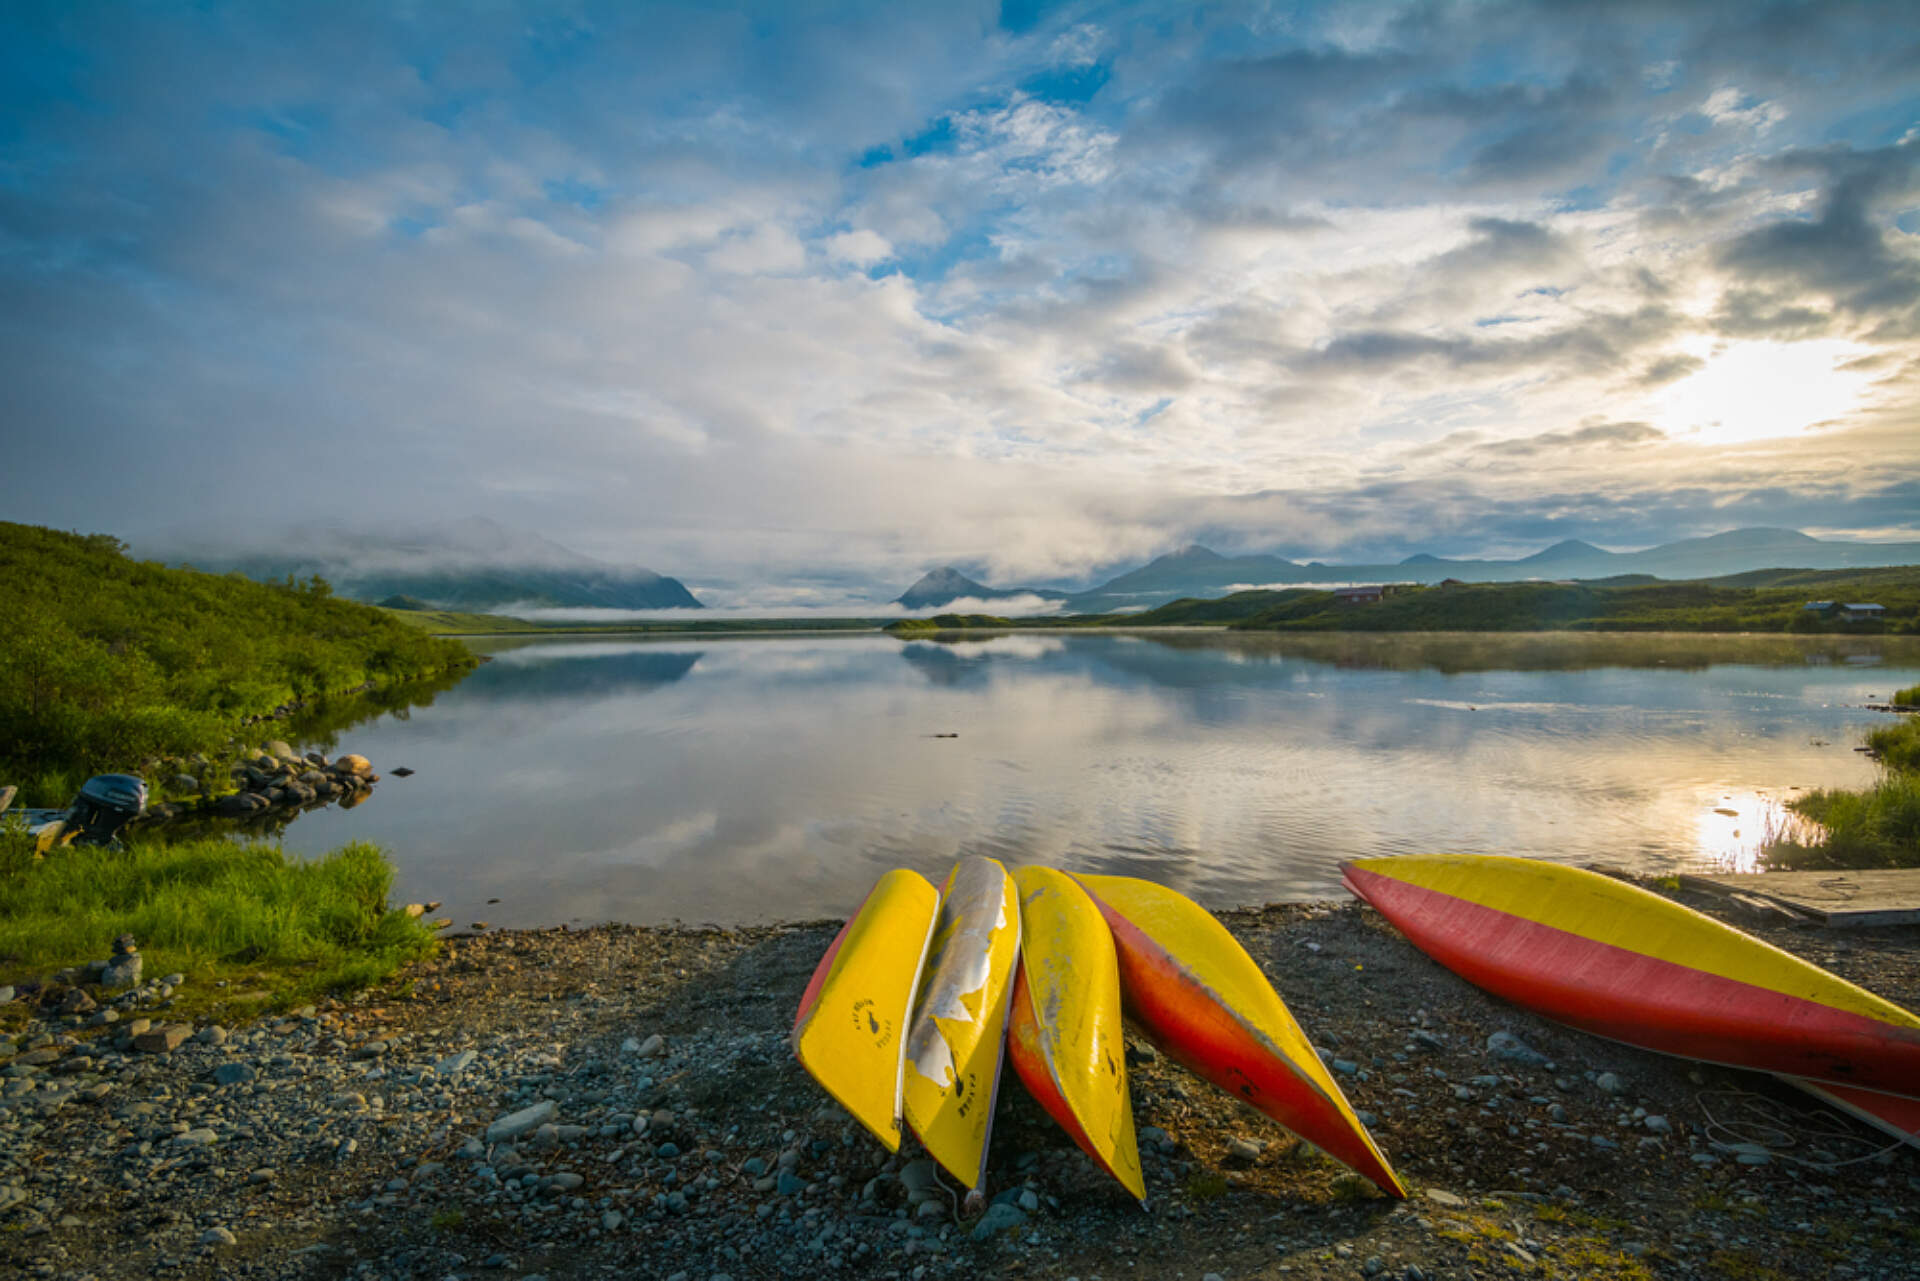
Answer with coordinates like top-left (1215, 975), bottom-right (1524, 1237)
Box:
top-left (277, 630), bottom-right (1920, 929)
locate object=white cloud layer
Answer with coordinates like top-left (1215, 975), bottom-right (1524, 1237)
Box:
top-left (2, 1), bottom-right (1917, 600)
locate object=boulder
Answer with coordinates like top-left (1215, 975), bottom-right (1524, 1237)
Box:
top-left (169, 774), bottom-right (200, 794)
top-left (336, 754), bottom-right (373, 777)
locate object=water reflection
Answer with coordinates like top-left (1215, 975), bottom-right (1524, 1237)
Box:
top-left (273, 630), bottom-right (1920, 929)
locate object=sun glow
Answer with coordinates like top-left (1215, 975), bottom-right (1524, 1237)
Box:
top-left (1654, 339), bottom-right (1874, 445)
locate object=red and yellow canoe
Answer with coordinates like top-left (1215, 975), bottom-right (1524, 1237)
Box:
top-left (793, 868), bottom-right (941, 1151)
top-left (1074, 873), bottom-right (1406, 1197)
top-left (1007, 865), bottom-right (1146, 1202)
top-left (1342, 855), bottom-right (1920, 1098)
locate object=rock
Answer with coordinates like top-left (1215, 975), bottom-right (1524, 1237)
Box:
top-left (1226, 1137), bottom-right (1263, 1163)
top-left (196, 1025), bottom-right (228, 1046)
top-left (1595, 1072), bottom-right (1627, 1095)
top-left (100, 952), bottom-right (142, 990)
top-left (266, 740), bottom-right (297, 761)
top-left (200, 1226), bottom-right (236, 1246)
top-left (1423, 1188), bottom-right (1466, 1208)
top-left (57, 988), bottom-right (97, 1016)
top-left (900, 1159), bottom-right (939, 1196)
top-left (1486, 1030), bottom-right (1552, 1068)
top-left (212, 1062), bottom-right (256, 1087)
top-left (632, 1033), bottom-right (666, 1059)
top-left (336, 754), bottom-right (373, 777)
top-left (486, 1100), bottom-right (559, 1144)
top-left (134, 1024), bottom-right (192, 1054)
top-left (1644, 1115), bottom-right (1671, 1134)
top-left (432, 1049), bottom-right (477, 1077)
top-left (170, 774), bottom-right (200, 794)
top-left (971, 1203), bottom-right (1028, 1241)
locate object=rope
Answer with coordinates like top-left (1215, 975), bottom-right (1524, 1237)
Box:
top-left (1696, 1087), bottom-right (1908, 1171)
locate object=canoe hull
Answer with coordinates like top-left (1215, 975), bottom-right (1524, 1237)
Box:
top-left (902, 857), bottom-right (1020, 1190)
top-left (793, 868), bottom-right (941, 1152)
top-left (1005, 865), bottom-right (1145, 1202)
top-left (1782, 1077), bottom-right (1920, 1150)
top-left (1076, 873), bottom-right (1405, 1198)
top-left (1343, 855), bottom-right (1920, 1097)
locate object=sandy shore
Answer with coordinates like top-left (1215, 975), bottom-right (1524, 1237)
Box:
top-left (2, 878), bottom-right (1917, 1280)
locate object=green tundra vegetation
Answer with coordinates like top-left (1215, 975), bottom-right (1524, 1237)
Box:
top-left (884, 567), bottom-right (1920, 635)
top-left (1767, 713), bottom-right (1920, 871)
top-left (1213, 566), bottom-right (1920, 633)
top-left (0, 521), bottom-right (476, 803)
top-left (0, 832), bottom-right (440, 1017)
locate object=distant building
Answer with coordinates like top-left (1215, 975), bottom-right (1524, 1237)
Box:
top-left (1439, 578), bottom-right (1467, 589)
top-left (1803, 601), bottom-right (1834, 612)
top-left (1334, 585), bottom-right (1384, 605)
top-left (1840, 603), bottom-right (1886, 621)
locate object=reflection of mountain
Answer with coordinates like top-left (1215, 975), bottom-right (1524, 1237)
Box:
top-left (897, 629), bottom-right (1920, 692)
top-left (897, 641), bottom-right (996, 689)
top-left (456, 647), bottom-right (702, 702)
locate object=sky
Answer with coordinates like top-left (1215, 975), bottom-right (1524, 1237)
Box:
top-left (4, 1), bottom-right (1919, 603)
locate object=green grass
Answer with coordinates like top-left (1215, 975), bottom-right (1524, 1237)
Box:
top-left (1893, 682), bottom-right (1920, 708)
top-left (1767, 769), bottom-right (1920, 870)
top-left (0, 522), bottom-right (475, 796)
top-left (0, 831), bottom-right (439, 1014)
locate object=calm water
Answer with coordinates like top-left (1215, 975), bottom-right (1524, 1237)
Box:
top-left (277, 630), bottom-right (1920, 928)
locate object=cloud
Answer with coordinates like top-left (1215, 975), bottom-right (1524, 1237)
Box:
top-left (2, 0), bottom-right (1918, 599)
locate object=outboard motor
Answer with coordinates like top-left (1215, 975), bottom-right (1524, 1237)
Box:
top-left (65, 774), bottom-right (148, 847)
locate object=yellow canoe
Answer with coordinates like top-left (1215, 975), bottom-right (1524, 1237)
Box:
top-left (902, 856), bottom-right (1021, 1190)
top-left (1006, 865), bottom-right (1146, 1202)
top-left (1075, 873), bottom-right (1406, 1197)
top-left (793, 868), bottom-right (941, 1151)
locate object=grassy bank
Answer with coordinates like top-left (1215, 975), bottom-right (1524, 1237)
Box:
top-left (0, 831), bottom-right (439, 1018)
top-left (1766, 713), bottom-right (1920, 870)
top-left (0, 522), bottom-right (477, 801)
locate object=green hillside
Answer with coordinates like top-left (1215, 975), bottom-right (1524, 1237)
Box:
top-left (0, 522), bottom-right (476, 796)
top-left (1223, 566), bottom-right (1920, 633)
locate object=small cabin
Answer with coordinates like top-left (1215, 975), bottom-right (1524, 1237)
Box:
top-left (1334, 585), bottom-right (1384, 606)
top-left (1840, 603), bottom-right (1886, 621)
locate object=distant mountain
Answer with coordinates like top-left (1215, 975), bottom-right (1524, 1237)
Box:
top-left (1059, 527), bottom-right (1920, 614)
top-left (894, 567), bottom-right (1070, 610)
top-left (1064, 545), bottom-right (1306, 613)
top-left (172, 516), bottom-right (702, 611)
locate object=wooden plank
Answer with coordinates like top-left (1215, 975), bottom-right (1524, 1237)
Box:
top-left (1679, 870), bottom-right (1920, 928)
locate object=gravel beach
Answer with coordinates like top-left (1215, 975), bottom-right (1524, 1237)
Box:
top-left (3, 880), bottom-right (1917, 1281)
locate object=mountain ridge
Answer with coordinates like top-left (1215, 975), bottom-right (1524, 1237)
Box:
top-left (891, 528), bottom-right (1920, 615)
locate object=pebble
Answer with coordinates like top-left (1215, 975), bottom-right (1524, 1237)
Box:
top-left (1486, 1030), bottom-right (1552, 1067)
top-left (970, 1202), bottom-right (1027, 1241)
top-left (486, 1099), bottom-right (559, 1144)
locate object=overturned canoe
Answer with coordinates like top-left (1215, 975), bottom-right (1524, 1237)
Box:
top-left (1074, 873), bottom-right (1406, 1198)
top-left (793, 868), bottom-right (941, 1152)
top-left (1343, 855), bottom-right (1920, 1097)
top-left (902, 856), bottom-right (1021, 1190)
top-left (1007, 865), bottom-right (1146, 1202)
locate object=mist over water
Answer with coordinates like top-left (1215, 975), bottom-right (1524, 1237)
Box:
top-left (274, 631), bottom-right (1920, 929)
